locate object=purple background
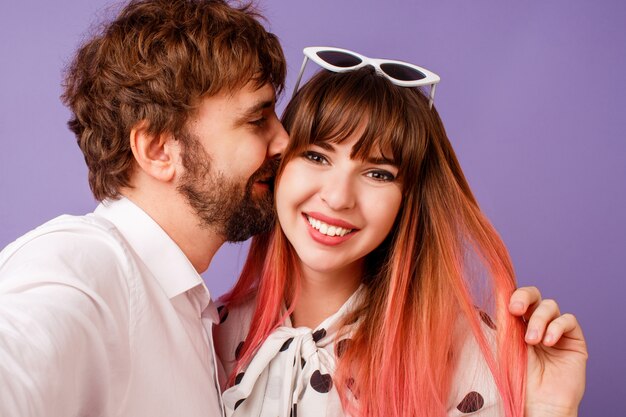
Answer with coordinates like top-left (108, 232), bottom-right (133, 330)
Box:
top-left (1, 1), bottom-right (624, 414)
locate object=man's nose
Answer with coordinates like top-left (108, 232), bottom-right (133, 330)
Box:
top-left (268, 118), bottom-right (289, 159)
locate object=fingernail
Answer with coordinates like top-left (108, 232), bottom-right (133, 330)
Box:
top-left (510, 301), bottom-right (524, 312)
top-left (526, 329), bottom-right (538, 341)
top-left (544, 333), bottom-right (554, 344)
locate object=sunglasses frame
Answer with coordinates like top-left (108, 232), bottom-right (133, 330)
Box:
top-left (293, 46), bottom-right (441, 108)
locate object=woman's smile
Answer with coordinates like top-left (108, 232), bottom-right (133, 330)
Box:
top-left (303, 212), bottom-right (358, 246)
top-left (275, 132), bottom-right (402, 276)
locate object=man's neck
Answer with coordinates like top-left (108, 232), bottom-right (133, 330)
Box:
top-left (121, 189), bottom-right (224, 274)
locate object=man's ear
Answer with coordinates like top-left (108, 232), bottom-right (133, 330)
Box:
top-left (129, 121), bottom-right (178, 182)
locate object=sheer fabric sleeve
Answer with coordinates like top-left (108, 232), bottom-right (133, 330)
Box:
top-left (447, 312), bottom-right (503, 417)
top-left (213, 296), bottom-right (256, 389)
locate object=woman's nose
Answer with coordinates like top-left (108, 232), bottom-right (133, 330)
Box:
top-left (319, 172), bottom-right (356, 211)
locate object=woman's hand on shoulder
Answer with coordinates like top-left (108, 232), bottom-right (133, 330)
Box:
top-left (509, 286), bottom-right (588, 417)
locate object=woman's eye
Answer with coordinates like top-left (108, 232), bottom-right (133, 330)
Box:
top-left (303, 151), bottom-right (329, 165)
top-left (366, 170), bottom-right (395, 182)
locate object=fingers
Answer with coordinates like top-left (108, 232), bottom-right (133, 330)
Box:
top-left (509, 286), bottom-right (542, 318)
top-left (524, 299), bottom-right (561, 344)
top-left (542, 313), bottom-right (586, 346)
top-left (510, 286), bottom-right (585, 348)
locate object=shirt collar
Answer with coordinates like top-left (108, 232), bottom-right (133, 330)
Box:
top-left (94, 197), bottom-right (214, 315)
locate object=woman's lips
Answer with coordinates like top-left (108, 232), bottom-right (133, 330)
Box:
top-left (305, 211), bottom-right (358, 230)
top-left (302, 212), bottom-right (358, 246)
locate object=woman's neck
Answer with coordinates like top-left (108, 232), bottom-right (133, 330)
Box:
top-left (290, 260), bottom-right (363, 329)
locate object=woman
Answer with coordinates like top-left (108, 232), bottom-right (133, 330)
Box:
top-left (215, 49), bottom-right (587, 417)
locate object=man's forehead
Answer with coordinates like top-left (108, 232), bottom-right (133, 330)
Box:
top-left (232, 81), bottom-right (276, 107)
top-left (187, 81), bottom-right (276, 126)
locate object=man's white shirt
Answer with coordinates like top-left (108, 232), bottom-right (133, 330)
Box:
top-left (0, 197), bottom-right (224, 417)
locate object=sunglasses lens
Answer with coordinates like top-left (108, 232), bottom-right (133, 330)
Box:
top-left (316, 50), bottom-right (362, 68)
top-left (380, 63), bottom-right (426, 81)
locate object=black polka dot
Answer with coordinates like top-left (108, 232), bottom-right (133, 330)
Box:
top-left (235, 372), bottom-right (244, 385)
top-left (456, 391), bottom-right (485, 413)
top-left (301, 357), bottom-right (306, 369)
top-left (235, 341), bottom-right (244, 360)
top-left (335, 338), bottom-right (352, 358)
top-left (312, 328), bottom-right (327, 342)
top-left (217, 305), bottom-right (229, 324)
top-left (291, 403), bottom-right (297, 417)
top-left (234, 398), bottom-right (245, 410)
top-left (310, 370), bottom-right (333, 393)
top-left (346, 377), bottom-right (355, 390)
top-left (346, 377), bottom-right (359, 400)
top-left (280, 337), bottom-right (294, 352)
top-left (479, 311), bottom-right (497, 330)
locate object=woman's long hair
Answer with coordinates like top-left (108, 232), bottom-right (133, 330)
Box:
top-left (221, 67), bottom-right (526, 417)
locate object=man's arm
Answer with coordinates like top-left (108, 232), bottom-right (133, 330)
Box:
top-left (0, 230), bottom-right (131, 417)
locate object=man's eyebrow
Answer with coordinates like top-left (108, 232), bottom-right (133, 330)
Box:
top-left (233, 99), bottom-right (274, 125)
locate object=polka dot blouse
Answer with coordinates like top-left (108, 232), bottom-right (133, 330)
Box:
top-left (214, 286), bottom-right (503, 416)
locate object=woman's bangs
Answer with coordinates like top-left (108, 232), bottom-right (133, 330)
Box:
top-left (282, 68), bottom-right (428, 184)
top-left (311, 74), bottom-right (412, 171)
top-left (349, 102), bottom-right (407, 169)
top-left (311, 94), bottom-right (367, 148)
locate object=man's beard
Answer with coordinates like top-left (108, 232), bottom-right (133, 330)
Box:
top-left (176, 134), bottom-right (279, 242)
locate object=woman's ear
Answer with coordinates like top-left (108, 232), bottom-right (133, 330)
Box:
top-left (129, 121), bottom-right (178, 182)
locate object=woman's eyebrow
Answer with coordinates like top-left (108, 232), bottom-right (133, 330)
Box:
top-left (366, 156), bottom-right (396, 166)
top-left (313, 142), bottom-right (335, 151)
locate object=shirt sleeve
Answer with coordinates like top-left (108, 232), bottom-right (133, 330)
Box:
top-left (0, 229), bottom-right (131, 417)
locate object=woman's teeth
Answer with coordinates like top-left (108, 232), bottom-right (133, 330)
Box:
top-left (307, 215), bottom-right (353, 237)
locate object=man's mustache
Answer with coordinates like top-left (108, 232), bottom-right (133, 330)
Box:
top-left (249, 158), bottom-right (281, 185)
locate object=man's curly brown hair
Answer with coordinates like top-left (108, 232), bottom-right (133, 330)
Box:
top-left (62, 0), bottom-right (286, 201)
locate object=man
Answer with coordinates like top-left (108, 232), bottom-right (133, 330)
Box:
top-left (0, 1), bottom-right (287, 416)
